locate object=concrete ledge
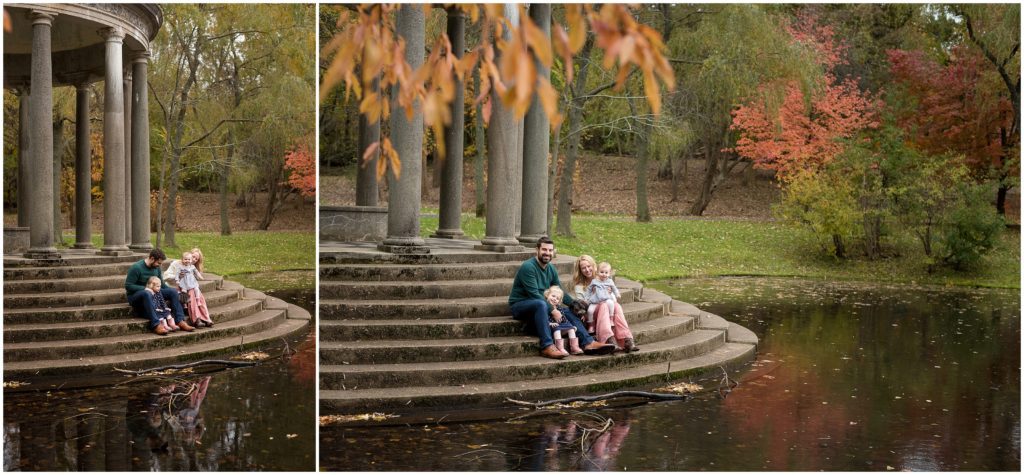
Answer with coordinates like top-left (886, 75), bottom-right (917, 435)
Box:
top-left (320, 205), bottom-right (387, 242)
top-left (4, 227), bottom-right (29, 254)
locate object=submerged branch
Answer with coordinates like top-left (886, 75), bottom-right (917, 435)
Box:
top-left (506, 390), bottom-right (687, 408)
top-left (113, 359), bottom-right (257, 375)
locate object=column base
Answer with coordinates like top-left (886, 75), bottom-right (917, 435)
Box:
top-left (517, 234), bottom-right (546, 244)
top-left (378, 237), bottom-right (430, 254)
top-left (24, 248), bottom-right (61, 259)
top-left (430, 228), bottom-right (465, 239)
top-left (99, 246), bottom-right (133, 256)
top-left (73, 242), bottom-right (95, 249)
top-left (475, 236), bottom-right (525, 253)
top-left (128, 243), bottom-right (153, 251)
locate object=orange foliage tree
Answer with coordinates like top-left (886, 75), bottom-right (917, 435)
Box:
top-left (731, 12), bottom-right (881, 181)
top-left (284, 142), bottom-right (316, 198)
top-left (320, 4), bottom-right (675, 179)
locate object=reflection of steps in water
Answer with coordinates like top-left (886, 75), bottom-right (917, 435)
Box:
top-left (318, 239), bottom-right (759, 416)
top-left (2, 251), bottom-right (311, 380)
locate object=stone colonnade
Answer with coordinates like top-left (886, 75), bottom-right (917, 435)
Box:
top-left (358, 4), bottom-right (552, 254)
top-left (18, 9), bottom-right (153, 258)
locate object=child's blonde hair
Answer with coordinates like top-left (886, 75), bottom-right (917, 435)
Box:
top-left (598, 261), bottom-right (614, 275)
top-left (147, 276), bottom-right (161, 287)
top-left (543, 285), bottom-right (563, 301)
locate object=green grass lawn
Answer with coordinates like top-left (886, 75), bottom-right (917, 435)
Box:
top-left (422, 213), bottom-right (1020, 289)
top-left (63, 231), bottom-right (315, 278)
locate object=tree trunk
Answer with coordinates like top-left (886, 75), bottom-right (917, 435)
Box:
top-left (259, 164), bottom-right (284, 230)
top-left (473, 66), bottom-right (486, 217)
top-left (996, 183), bottom-right (1008, 216)
top-left (635, 120), bottom-right (652, 222)
top-left (832, 234), bottom-right (846, 258)
top-left (555, 37), bottom-right (595, 237)
top-left (218, 130), bottom-right (233, 235)
top-left (690, 140), bottom-right (719, 215)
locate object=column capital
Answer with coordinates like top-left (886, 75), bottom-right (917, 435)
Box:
top-left (132, 51), bottom-right (152, 64)
top-left (28, 10), bottom-right (56, 26)
top-left (99, 26), bottom-right (125, 42)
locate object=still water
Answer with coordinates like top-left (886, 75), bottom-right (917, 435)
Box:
top-left (3, 283), bottom-right (316, 472)
top-left (320, 278), bottom-right (1020, 471)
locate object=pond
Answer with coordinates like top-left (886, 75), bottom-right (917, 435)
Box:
top-left (319, 277), bottom-right (1020, 471)
top-left (3, 274), bottom-right (316, 472)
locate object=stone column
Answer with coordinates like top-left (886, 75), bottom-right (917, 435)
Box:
top-left (53, 117), bottom-right (65, 244)
top-left (519, 4), bottom-right (552, 244)
top-left (476, 4), bottom-right (525, 252)
top-left (432, 8), bottom-right (466, 239)
top-left (130, 54), bottom-right (152, 250)
top-left (100, 26), bottom-right (129, 254)
top-left (379, 4), bottom-right (429, 254)
top-left (123, 70), bottom-right (133, 245)
top-left (355, 70), bottom-right (380, 206)
top-left (26, 10), bottom-right (58, 258)
top-left (74, 85), bottom-right (93, 248)
top-left (17, 89), bottom-right (30, 227)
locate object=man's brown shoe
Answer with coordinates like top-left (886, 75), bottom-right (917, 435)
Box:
top-left (177, 320), bottom-right (196, 332)
top-left (540, 345), bottom-right (567, 359)
top-left (582, 341), bottom-right (616, 355)
top-left (153, 325), bottom-right (169, 336)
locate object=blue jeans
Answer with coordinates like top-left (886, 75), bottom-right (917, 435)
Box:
top-left (129, 288), bottom-right (185, 330)
top-left (510, 299), bottom-right (595, 350)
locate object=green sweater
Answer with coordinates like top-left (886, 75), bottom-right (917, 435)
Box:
top-left (124, 259), bottom-right (168, 298)
top-left (508, 257), bottom-right (574, 312)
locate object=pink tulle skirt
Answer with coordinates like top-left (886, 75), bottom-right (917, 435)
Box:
top-left (186, 288), bottom-right (212, 325)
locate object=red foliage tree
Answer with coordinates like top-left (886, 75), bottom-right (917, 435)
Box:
top-left (730, 11), bottom-right (881, 181)
top-left (887, 46), bottom-right (1015, 185)
top-left (284, 143), bottom-right (316, 197)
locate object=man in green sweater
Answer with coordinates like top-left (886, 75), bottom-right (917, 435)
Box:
top-left (509, 237), bottom-right (614, 359)
top-left (125, 248), bottom-right (195, 335)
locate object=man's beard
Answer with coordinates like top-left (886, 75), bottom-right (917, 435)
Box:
top-left (538, 254), bottom-right (551, 264)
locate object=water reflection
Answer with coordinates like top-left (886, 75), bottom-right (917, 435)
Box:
top-left (321, 279), bottom-right (1019, 471)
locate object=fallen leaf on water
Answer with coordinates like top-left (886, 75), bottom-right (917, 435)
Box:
top-left (656, 382), bottom-right (704, 394)
top-left (235, 351), bottom-right (270, 361)
top-left (286, 434), bottom-right (298, 439)
top-left (320, 413), bottom-right (396, 426)
top-left (3, 381), bottom-right (30, 389)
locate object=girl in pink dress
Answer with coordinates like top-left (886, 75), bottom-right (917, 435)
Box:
top-left (177, 251), bottom-right (214, 327)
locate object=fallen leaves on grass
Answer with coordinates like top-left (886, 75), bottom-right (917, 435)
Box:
top-left (3, 381), bottom-right (30, 389)
top-left (319, 413), bottom-right (396, 426)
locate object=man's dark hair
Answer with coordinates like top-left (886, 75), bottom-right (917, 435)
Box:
top-left (149, 248), bottom-right (166, 261)
top-left (537, 236), bottom-right (554, 248)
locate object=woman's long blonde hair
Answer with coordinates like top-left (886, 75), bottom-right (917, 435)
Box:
top-left (572, 254), bottom-right (597, 288)
top-left (190, 247), bottom-right (205, 273)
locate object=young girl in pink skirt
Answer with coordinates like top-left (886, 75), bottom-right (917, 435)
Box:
top-left (176, 251), bottom-right (214, 327)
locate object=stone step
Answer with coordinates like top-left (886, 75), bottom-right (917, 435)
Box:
top-left (3, 298), bottom-right (265, 343)
top-left (3, 305), bottom-right (311, 378)
top-left (319, 288), bottom-right (637, 321)
top-left (2, 288), bottom-right (242, 325)
top-left (319, 314), bottom-right (695, 365)
top-left (320, 326), bottom-right (722, 390)
top-left (320, 274), bottom-right (575, 300)
top-left (319, 259), bottom-right (575, 282)
top-left (3, 261), bottom-right (137, 280)
top-left (319, 341), bottom-right (757, 413)
top-left (319, 247), bottom-right (536, 265)
top-left (3, 304), bottom-right (287, 362)
top-left (2, 253), bottom-right (141, 269)
top-left (3, 275), bottom-right (127, 293)
top-left (3, 279), bottom-right (220, 309)
top-left (319, 300), bottom-right (667, 341)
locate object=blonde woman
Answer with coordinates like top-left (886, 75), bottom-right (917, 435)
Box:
top-left (571, 255), bottom-right (638, 352)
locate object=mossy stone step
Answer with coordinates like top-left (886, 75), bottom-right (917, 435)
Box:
top-left (2, 253), bottom-right (140, 269)
top-left (319, 341), bottom-right (757, 413)
top-left (3, 261), bottom-right (137, 281)
top-left (2, 288), bottom-right (242, 325)
top-left (320, 325), bottom-right (720, 390)
top-left (319, 249), bottom-right (535, 265)
top-left (3, 279), bottom-right (220, 309)
top-left (319, 274), bottom-right (573, 300)
top-left (319, 259), bottom-right (575, 282)
top-left (3, 298), bottom-right (265, 343)
top-left (319, 300), bottom-right (667, 341)
top-left (319, 314), bottom-right (695, 365)
top-left (319, 288), bottom-right (636, 321)
top-left (3, 275), bottom-right (127, 293)
top-left (3, 306), bottom-right (286, 362)
top-left (3, 305), bottom-right (310, 378)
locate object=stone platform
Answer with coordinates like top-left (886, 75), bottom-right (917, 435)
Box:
top-left (319, 238), bottom-right (758, 418)
top-left (2, 250), bottom-right (311, 381)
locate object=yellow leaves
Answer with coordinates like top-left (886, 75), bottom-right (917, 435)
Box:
top-left (319, 412), bottom-right (396, 426)
top-left (536, 78), bottom-right (563, 130)
top-left (379, 137), bottom-right (399, 181)
top-left (565, 5), bottom-right (587, 52)
top-left (656, 382), bottom-right (704, 394)
top-left (235, 351), bottom-right (270, 361)
top-left (3, 381), bottom-right (29, 389)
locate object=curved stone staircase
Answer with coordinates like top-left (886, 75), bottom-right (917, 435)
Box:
top-left (3, 251), bottom-right (311, 380)
top-left (319, 240), bottom-right (758, 415)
